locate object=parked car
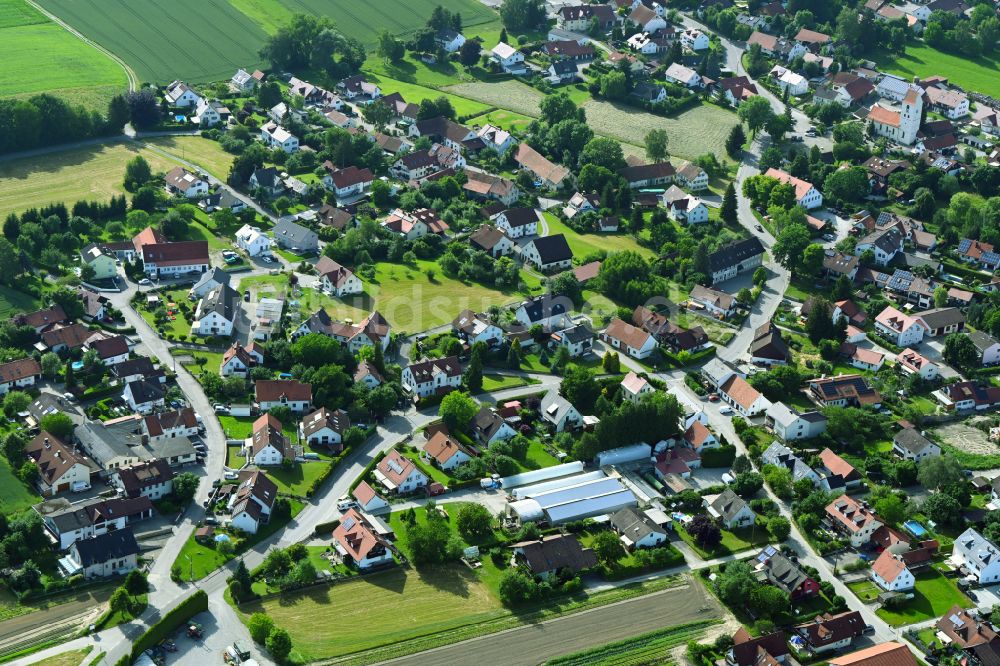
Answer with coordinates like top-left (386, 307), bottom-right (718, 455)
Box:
top-left (822, 233), bottom-right (835, 241)
top-left (243, 289), bottom-right (251, 302)
top-left (708, 393), bottom-right (720, 402)
top-left (213, 404), bottom-right (230, 414)
top-left (754, 224), bottom-right (763, 232)
top-left (719, 405), bottom-right (733, 415)
top-left (336, 497), bottom-right (357, 512)
top-left (138, 278), bottom-right (152, 286)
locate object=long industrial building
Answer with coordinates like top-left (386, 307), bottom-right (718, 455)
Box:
top-left (506, 470), bottom-right (637, 525)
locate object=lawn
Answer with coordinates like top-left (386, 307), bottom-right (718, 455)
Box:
top-left (875, 569), bottom-right (972, 627)
top-left (175, 532), bottom-right (232, 581)
top-left (549, 621), bottom-right (718, 666)
top-left (877, 42), bottom-right (1000, 99)
top-left (444, 80), bottom-right (545, 117)
top-left (178, 350), bottom-right (226, 375)
top-left (465, 108), bottom-right (537, 133)
top-left (237, 564), bottom-right (506, 662)
top-left (265, 460), bottom-right (332, 496)
top-left (0, 0), bottom-right (126, 110)
top-left (37, 0), bottom-right (269, 84)
top-left (480, 373), bottom-right (531, 393)
top-left (363, 73), bottom-right (490, 118)
top-left (144, 136), bottom-right (236, 180)
top-left (43, 647), bottom-right (94, 666)
top-left (218, 415), bottom-right (298, 439)
top-left (678, 523), bottom-right (770, 559)
top-left (136, 287), bottom-right (195, 339)
top-left (0, 285), bottom-right (40, 319)
top-left (521, 439), bottom-right (562, 471)
top-left (581, 99), bottom-right (739, 163)
top-left (0, 143), bottom-right (180, 219)
top-left (542, 214), bottom-right (656, 260)
top-left (0, 455), bottom-right (41, 515)
top-left (401, 450), bottom-right (452, 486)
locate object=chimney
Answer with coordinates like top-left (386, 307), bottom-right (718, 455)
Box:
top-left (43, 438), bottom-right (50, 449)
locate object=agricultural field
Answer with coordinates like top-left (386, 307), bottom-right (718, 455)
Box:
top-left (878, 42), bottom-right (1000, 99)
top-left (444, 80), bottom-right (545, 117)
top-left (548, 621), bottom-right (719, 666)
top-left (0, 142), bottom-right (179, 219)
top-left (0, 0), bottom-right (126, 111)
top-left (365, 74), bottom-right (490, 118)
top-left (581, 99), bottom-right (739, 162)
top-left (36, 0), bottom-right (269, 84)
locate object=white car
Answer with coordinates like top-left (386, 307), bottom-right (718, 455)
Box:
top-left (138, 278), bottom-right (152, 286)
top-left (719, 405), bottom-right (734, 415)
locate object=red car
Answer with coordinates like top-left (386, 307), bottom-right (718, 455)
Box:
top-left (708, 393), bottom-right (720, 402)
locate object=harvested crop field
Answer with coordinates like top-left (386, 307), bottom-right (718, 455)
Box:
top-left (444, 80), bottom-right (544, 117)
top-left (581, 99), bottom-right (738, 161)
top-left (932, 421), bottom-right (1000, 456)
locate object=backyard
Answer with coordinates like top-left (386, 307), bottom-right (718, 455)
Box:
top-left (677, 523), bottom-right (770, 559)
top-left (875, 569), bottom-right (972, 626)
top-left (542, 214), bottom-right (655, 260)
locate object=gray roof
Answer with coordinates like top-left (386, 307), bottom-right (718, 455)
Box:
top-left (610, 506), bottom-right (667, 542)
top-left (272, 219), bottom-right (318, 248)
top-left (857, 227), bottom-right (903, 255)
top-left (191, 267), bottom-right (231, 293)
top-left (148, 436), bottom-right (196, 461)
top-left (125, 379), bottom-right (164, 404)
top-left (759, 548), bottom-right (812, 595)
top-left (955, 528), bottom-right (1000, 567)
top-left (702, 358), bottom-right (739, 386)
top-left (761, 441), bottom-right (816, 482)
top-left (198, 284), bottom-right (240, 323)
top-left (893, 427), bottom-right (937, 455)
top-left (72, 528), bottom-right (140, 565)
top-left (709, 488), bottom-right (750, 522)
top-left (541, 390), bottom-right (577, 423)
top-left (970, 330), bottom-right (1000, 353)
top-left (76, 420), bottom-right (141, 466)
top-left (914, 307), bottom-right (965, 330)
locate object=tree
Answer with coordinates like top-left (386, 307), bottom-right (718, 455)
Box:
top-left (3, 392), bottom-right (30, 419)
top-left (592, 530), bottom-right (625, 567)
top-left (933, 285), bottom-right (948, 308)
top-left (124, 156), bottom-right (152, 191)
top-left (721, 183), bottom-right (737, 223)
top-left (464, 353), bottom-right (483, 393)
top-left (266, 627), bottom-right (293, 663)
top-left (507, 339), bottom-right (521, 370)
top-left (257, 81), bottom-right (283, 109)
top-left (713, 560), bottom-right (757, 605)
top-left (125, 89), bottom-right (160, 129)
top-left (540, 92), bottom-right (583, 125)
top-left (917, 455), bottom-right (963, 490)
top-left (732, 471), bottom-right (764, 498)
top-left (406, 508), bottom-right (453, 564)
top-left (772, 223), bottom-right (811, 271)
top-left (644, 129), bottom-right (669, 162)
top-left (753, 267), bottom-right (767, 287)
top-left (109, 587), bottom-right (131, 618)
top-left (248, 612), bottom-right (275, 644)
top-left (123, 569), bottom-right (149, 596)
top-left (376, 30), bottom-right (404, 62)
top-left (459, 38), bottom-right (482, 67)
top-left (172, 472), bottom-right (199, 503)
top-left (737, 96), bottom-right (773, 137)
top-left (688, 514), bottom-right (722, 550)
top-left (599, 71), bottom-right (628, 100)
top-left (725, 124), bottom-right (747, 158)
top-left (499, 0), bottom-right (544, 33)
top-left (560, 365), bottom-right (599, 413)
top-left (438, 391), bottom-right (478, 431)
top-left (923, 493), bottom-right (962, 525)
top-left (362, 100), bottom-right (392, 130)
top-left (823, 168), bottom-right (869, 203)
top-left (801, 244), bottom-right (826, 277)
top-left (874, 493), bottom-right (907, 526)
top-left (40, 413), bottom-right (74, 440)
top-left (764, 465), bottom-right (793, 499)
top-left (602, 351), bottom-right (620, 373)
top-left (498, 569), bottom-right (537, 605)
top-left (456, 504), bottom-right (493, 541)
top-left (768, 516), bottom-right (791, 541)
top-left (107, 94), bottom-right (130, 132)
top-left (750, 585), bottom-right (789, 620)
top-left (943, 332), bottom-right (979, 370)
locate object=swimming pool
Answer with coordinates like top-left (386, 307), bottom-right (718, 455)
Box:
top-left (903, 519), bottom-right (928, 537)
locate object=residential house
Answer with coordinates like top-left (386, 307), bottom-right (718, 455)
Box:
top-left (230, 69), bottom-right (261, 92)
top-left (871, 549), bottom-right (916, 591)
top-left (220, 342), bottom-right (260, 377)
top-left (557, 5), bottom-right (615, 32)
top-left (199, 189), bottom-right (245, 214)
top-left (122, 379), bottom-right (164, 414)
top-left (620, 162), bottom-right (675, 189)
top-left (621, 372), bottom-right (655, 404)
top-left (749, 322), bottom-right (791, 366)
top-left (808, 374), bottom-right (881, 408)
top-left (259, 123), bottom-right (299, 152)
top-left (61, 529), bottom-right (140, 579)
top-left (629, 4), bottom-right (667, 32)
top-left (822, 250), bottom-right (859, 281)
top-left (352, 481), bottom-right (390, 514)
top-left (0, 358), bottom-right (41, 396)
top-left (39, 496), bottom-right (153, 550)
top-left (272, 219), bottom-right (319, 253)
top-left (771, 66), bottom-right (809, 95)
top-left (913, 307), bottom-right (965, 337)
top-left (832, 300), bottom-right (867, 327)
top-left (402, 357), bottom-right (462, 398)
top-left (719, 375), bottom-right (771, 417)
top-left (924, 85), bottom-right (969, 119)
top-left (408, 117), bottom-right (476, 151)
top-left (255, 380), bottom-right (312, 413)
top-left (164, 81), bottom-right (201, 108)
top-left (794, 28), bottom-right (831, 50)
top-left (756, 545), bottom-right (820, 599)
top-left (609, 507), bottom-right (668, 550)
top-left (632, 305), bottom-right (709, 353)
top-left (40, 323), bottom-right (91, 353)
top-left (471, 406), bottom-right (517, 446)
top-left (549, 323), bottom-right (594, 358)
top-left (25, 432), bottom-right (93, 496)
top-left (422, 431), bottom-right (473, 471)
top-left (515, 295), bottom-right (569, 329)
top-left (664, 63), bottom-right (702, 88)
top-left (521, 235), bottom-right (574, 272)
top-left (510, 534), bottom-right (597, 578)
top-left (662, 186), bottom-right (709, 223)
top-left (315, 256), bottom-right (362, 296)
top-left (323, 164), bottom-right (374, 200)
top-left (818, 448), bottom-right (862, 490)
top-left (491, 42), bottom-right (526, 73)
top-left (727, 629), bottom-right (791, 666)
top-left (132, 229), bottom-right (209, 278)
top-left (540, 390), bottom-right (582, 432)
top-left (85, 335), bottom-right (129, 367)
top-left (829, 73), bottom-right (875, 108)
top-left (765, 402), bottom-right (827, 441)
top-left (764, 168), bottom-right (823, 209)
top-left (452, 310), bottom-right (503, 348)
top-left (332, 508), bottom-right (394, 569)
top-left (353, 361), bottom-right (383, 389)
top-left (294, 309), bottom-right (391, 353)
top-left (875, 306), bottom-right (924, 346)
top-left (191, 284), bottom-right (239, 337)
top-left (76, 286), bottom-right (108, 322)
top-left (935, 605), bottom-right (998, 653)
top-left (952, 528), bottom-right (1000, 585)
top-left (630, 82), bottom-right (667, 103)
top-left (689, 284), bottom-right (735, 318)
top-left (684, 420), bottom-right (718, 452)
top-left (718, 76), bottom-right (758, 106)
top-left (112, 459), bottom-right (173, 501)
top-left (110, 357), bottom-right (162, 386)
top-left (14, 305), bottom-right (67, 334)
top-left (825, 495), bottom-right (883, 547)
top-left (795, 611), bottom-right (866, 655)
top-left (563, 191), bottom-right (600, 218)
top-left (494, 207), bottom-right (539, 238)
top-left (434, 29), bottom-right (466, 52)
top-left (828, 642), bottom-right (919, 666)
top-left (958, 238), bottom-right (1000, 271)
top-left (375, 449), bottom-right (429, 494)
top-left (249, 167), bottom-right (284, 197)
top-left (247, 414), bottom-right (292, 466)
top-left (937, 381), bottom-right (1000, 411)
top-left (228, 470), bottom-right (277, 534)
top-left (601, 318), bottom-right (658, 359)
top-left (971, 330), bottom-right (1000, 367)
top-left (317, 204), bottom-right (355, 231)
top-left (463, 171), bottom-right (519, 205)
top-left (848, 346), bottom-right (885, 372)
top-left (708, 238), bottom-right (765, 283)
top-left (80, 244), bottom-right (117, 280)
top-left (680, 27), bottom-right (709, 50)
top-left (74, 421), bottom-right (142, 472)
top-left (235, 225), bottom-right (271, 257)
top-left (705, 488), bottom-right (755, 528)
top-left (897, 348), bottom-right (939, 380)
top-left (477, 124), bottom-right (516, 154)
top-left (381, 207), bottom-right (447, 240)
top-left (142, 408), bottom-right (198, 443)
top-left (761, 442), bottom-right (820, 486)
top-left (893, 426), bottom-right (941, 462)
top-left (514, 143), bottom-right (572, 190)
top-left (336, 75), bottom-right (381, 102)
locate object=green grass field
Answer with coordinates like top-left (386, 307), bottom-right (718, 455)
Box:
top-left (444, 80), bottom-right (545, 117)
top-left (0, 143), bottom-right (181, 218)
top-left (878, 42), bottom-right (1000, 98)
top-left (0, 285), bottom-right (41, 319)
top-left (144, 136), bottom-right (236, 180)
top-left (37, 0), bottom-right (269, 84)
top-left (364, 73), bottom-right (491, 118)
top-left (43, 648), bottom-right (93, 666)
top-left (0, 0), bottom-right (126, 110)
top-left (0, 456), bottom-right (42, 514)
top-left (875, 569), bottom-right (971, 626)
top-left (543, 214), bottom-right (655, 260)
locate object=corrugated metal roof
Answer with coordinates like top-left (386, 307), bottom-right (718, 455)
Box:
top-left (545, 491), bottom-right (637, 524)
top-left (500, 461), bottom-right (584, 489)
top-left (511, 470), bottom-right (606, 500)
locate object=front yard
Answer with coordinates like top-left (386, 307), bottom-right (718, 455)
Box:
top-left (875, 569), bottom-right (972, 626)
top-left (677, 523), bottom-right (771, 559)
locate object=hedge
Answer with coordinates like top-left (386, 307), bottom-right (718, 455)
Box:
top-left (350, 450), bottom-right (388, 492)
top-left (128, 590), bottom-right (208, 663)
top-left (701, 444), bottom-right (737, 468)
top-left (314, 519), bottom-right (341, 536)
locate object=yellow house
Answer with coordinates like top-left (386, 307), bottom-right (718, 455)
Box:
top-left (81, 244), bottom-right (117, 280)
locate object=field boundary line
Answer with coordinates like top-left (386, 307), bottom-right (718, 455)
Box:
top-left (23, 0), bottom-right (137, 91)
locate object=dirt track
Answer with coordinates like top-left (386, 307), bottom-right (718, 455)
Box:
top-left (380, 578), bottom-right (722, 666)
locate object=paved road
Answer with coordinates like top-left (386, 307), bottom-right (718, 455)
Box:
top-left (379, 580), bottom-right (720, 666)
